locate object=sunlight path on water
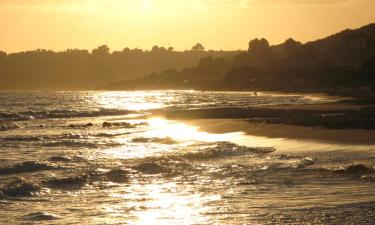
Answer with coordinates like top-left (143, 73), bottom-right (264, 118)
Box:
top-left (145, 117), bottom-right (240, 142)
top-left (91, 90), bottom-right (338, 112)
top-left (98, 117), bottom-right (375, 224)
top-left (103, 117), bottom-right (243, 159)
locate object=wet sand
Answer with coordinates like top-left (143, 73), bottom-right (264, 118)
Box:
top-left (149, 96), bottom-right (375, 130)
top-left (259, 102), bottom-right (364, 111)
top-left (184, 119), bottom-right (375, 145)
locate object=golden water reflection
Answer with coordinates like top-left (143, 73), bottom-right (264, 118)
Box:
top-left (101, 118), bottom-right (230, 224)
top-left (145, 118), bottom-right (242, 142)
top-left (104, 117), bottom-right (244, 159)
top-left (104, 117), bottom-right (375, 160)
top-left (93, 91), bottom-right (169, 111)
top-left (105, 182), bottom-right (220, 224)
top-left (99, 117), bottom-right (375, 224)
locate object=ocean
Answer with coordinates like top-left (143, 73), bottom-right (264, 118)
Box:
top-left (0, 90), bottom-right (374, 224)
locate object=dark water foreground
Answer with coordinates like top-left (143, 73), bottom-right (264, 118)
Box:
top-left (0, 91), bottom-right (374, 224)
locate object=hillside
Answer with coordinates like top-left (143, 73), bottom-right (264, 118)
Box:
top-left (0, 45), bottom-right (240, 90)
top-left (103, 23), bottom-right (375, 92)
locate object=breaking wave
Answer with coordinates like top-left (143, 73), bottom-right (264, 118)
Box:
top-left (42, 140), bottom-right (121, 148)
top-left (180, 142), bottom-right (275, 160)
top-left (0, 108), bottom-right (134, 121)
top-left (133, 162), bottom-right (171, 174)
top-left (334, 164), bottom-right (375, 175)
top-left (46, 175), bottom-right (89, 190)
top-left (0, 161), bottom-right (59, 175)
top-left (48, 156), bottom-right (73, 162)
top-left (22, 212), bottom-right (60, 221)
top-left (0, 122), bottom-right (19, 131)
top-left (0, 178), bottom-right (41, 198)
top-left (131, 137), bottom-right (177, 145)
top-left (106, 168), bottom-right (129, 183)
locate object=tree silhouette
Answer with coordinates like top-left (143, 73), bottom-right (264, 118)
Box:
top-left (0, 45), bottom-right (239, 90)
top-left (283, 38), bottom-right (301, 52)
top-left (92, 45), bottom-right (110, 55)
top-left (152, 45), bottom-right (160, 51)
top-left (248, 38), bottom-right (269, 53)
top-left (192, 43), bottom-right (205, 51)
top-left (151, 45), bottom-right (167, 53)
top-left (0, 51), bottom-right (6, 59)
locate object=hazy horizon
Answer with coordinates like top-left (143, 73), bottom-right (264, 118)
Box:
top-left (1, 0), bottom-right (375, 53)
top-left (0, 22), bottom-right (373, 54)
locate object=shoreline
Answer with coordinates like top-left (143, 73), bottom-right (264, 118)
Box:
top-left (147, 98), bottom-right (375, 145)
top-left (183, 119), bottom-right (375, 145)
top-left (146, 91), bottom-right (375, 130)
top-left (258, 102), bottom-right (364, 111)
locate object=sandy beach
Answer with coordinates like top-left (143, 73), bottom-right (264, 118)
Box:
top-left (183, 118), bottom-right (375, 145)
top-left (260, 102), bottom-right (365, 111)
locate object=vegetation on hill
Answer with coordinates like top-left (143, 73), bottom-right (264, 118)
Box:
top-left (103, 23), bottom-right (375, 93)
top-left (0, 44), bottom-right (240, 90)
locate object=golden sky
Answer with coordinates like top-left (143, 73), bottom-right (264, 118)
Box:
top-left (0, 0), bottom-right (374, 52)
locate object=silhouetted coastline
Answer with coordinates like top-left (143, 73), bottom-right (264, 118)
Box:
top-left (1, 24), bottom-right (374, 94)
top-left (0, 44), bottom-right (240, 90)
top-left (102, 23), bottom-right (375, 94)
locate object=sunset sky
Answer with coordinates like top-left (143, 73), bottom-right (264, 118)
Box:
top-left (0, 0), bottom-right (374, 52)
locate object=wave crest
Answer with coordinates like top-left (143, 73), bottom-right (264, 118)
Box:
top-left (0, 161), bottom-right (58, 175)
top-left (22, 212), bottom-right (60, 221)
top-left (0, 178), bottom-right (41, 198)
top-left (46, 175), bottom-right (88, 190)
top-left (181, 142), bottom-right (275, 160)
top-left (0, 122), bottom-right (19, 131)
top-left (334, 164), bottom-right (375, 175)
top-left (0, 108), bottom-right (134, 121)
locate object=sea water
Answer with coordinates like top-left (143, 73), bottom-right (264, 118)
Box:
top-left (0, 91), bottom-right (374, 224)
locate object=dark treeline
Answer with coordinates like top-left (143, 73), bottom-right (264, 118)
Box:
top-left (105, 23), bottom-right (375, 93)
top-left (0, 44), bottom-right (240, 90)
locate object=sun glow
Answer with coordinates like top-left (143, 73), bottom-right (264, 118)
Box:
top-left (102, 117), bottom-right (245, 159)
top-left (146, 118), bottom-right (241, 142)
top-left (141, 0), bottom-right (153, 11)
top-left (1, 0), bottom-right (375, 52)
